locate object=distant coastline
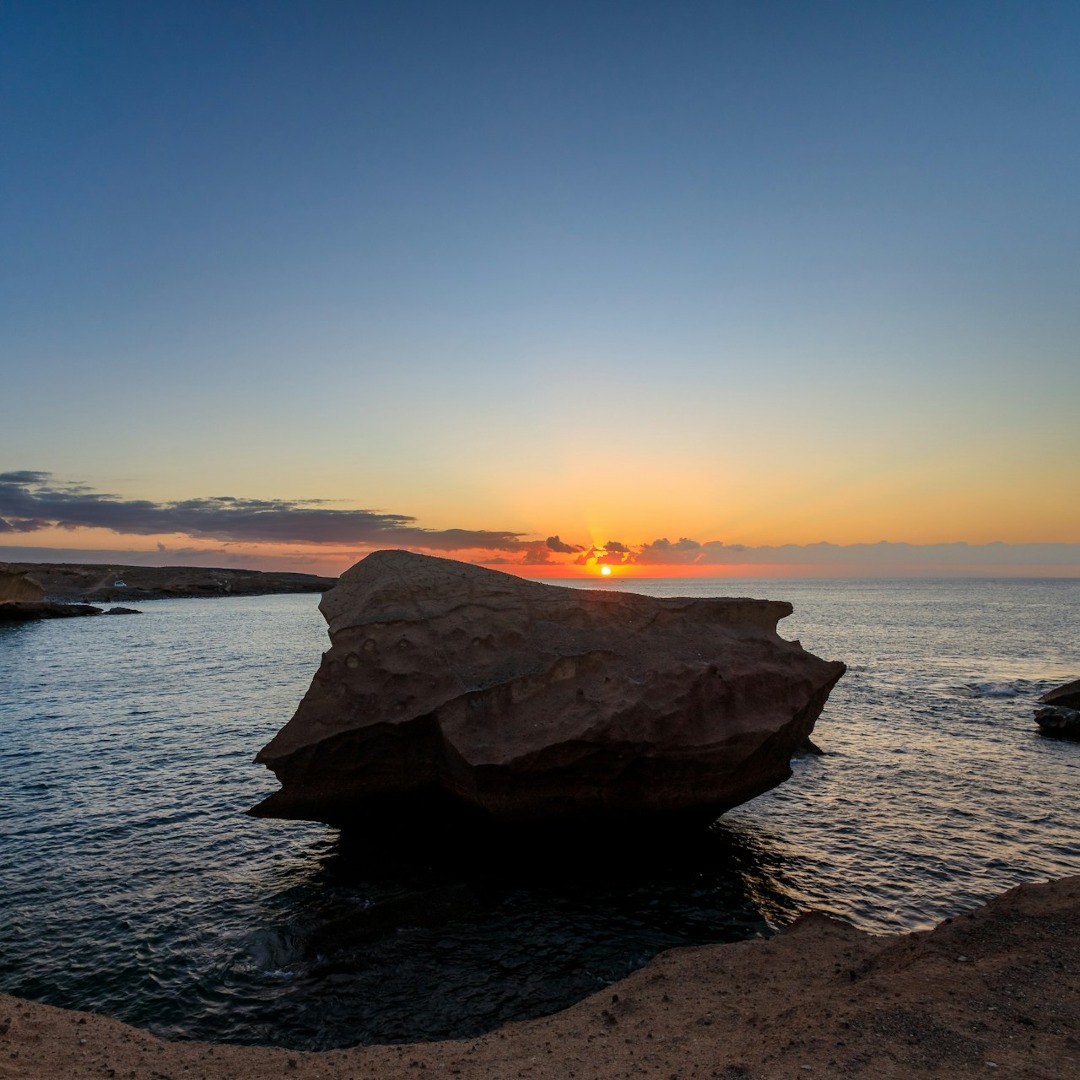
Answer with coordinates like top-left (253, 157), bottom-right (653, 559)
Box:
top-left (0, 561), bottom-right (336, 603)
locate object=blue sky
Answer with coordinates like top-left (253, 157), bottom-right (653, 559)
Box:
top-left (2, 1), bottom-right (1078, 575)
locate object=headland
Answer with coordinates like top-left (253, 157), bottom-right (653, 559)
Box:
top-left (0, 561), bottom-right (336, 603)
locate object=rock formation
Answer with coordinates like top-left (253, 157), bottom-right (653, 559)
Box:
top-left (1040, 677), bottom-right (1080, 710)
top-left (0, 601), bottom-right (105, 622)
top-left (1035, 706), bottom-right (1080, 739)
top-left (0, 569), bottom-right (145, 621)
top-left (0, 567), bottom-right (45, 603)
top-left (1035, 678), bottom-right (1080, 740)
top-left (251, 550), bottom-right (845, 834)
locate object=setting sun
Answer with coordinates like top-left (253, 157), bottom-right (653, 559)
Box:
top-left (600, 566), bottom-right (612, 576)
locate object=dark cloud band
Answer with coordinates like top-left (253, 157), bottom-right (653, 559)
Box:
top-left (0, 471), bottom-right (524, 552)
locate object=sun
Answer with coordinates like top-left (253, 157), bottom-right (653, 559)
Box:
top-left (600, 565), bottom-right (612, 576)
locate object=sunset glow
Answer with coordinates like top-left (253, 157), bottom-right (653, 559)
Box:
top-left (1, 5), bottom-right (1077, 579)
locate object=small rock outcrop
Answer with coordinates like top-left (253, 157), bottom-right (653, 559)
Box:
top-left (0, 601), bottom-right (104, 622)
top-left (0, 570), bottom-right (138, 621)
top-left (251, 550), bottom-right (845, 834)
top-left (0, 568), bottom-right (45, 603)
top-left (1035, 706), bottom-right (1080, 739)
top-left (1035, 679), bottom-right (1080, 740)
top-left (1040, 678), bottom-right (1080, 711)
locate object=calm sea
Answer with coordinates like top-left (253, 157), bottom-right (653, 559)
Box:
top-left (1, 578), bottom-right (1078, 1049)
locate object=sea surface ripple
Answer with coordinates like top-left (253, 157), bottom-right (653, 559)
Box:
top-left (1, 579), bottom-right (1078, 1048)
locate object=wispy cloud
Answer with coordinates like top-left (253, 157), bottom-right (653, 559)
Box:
top-left (0, 471), bottom-right (524, 552)
top-left (631, 537), bottom-right (1080, 568)
top-left (2, 472), bottom-right (1077, 576)
top-left (564, 536), bottom-right (1080, 575)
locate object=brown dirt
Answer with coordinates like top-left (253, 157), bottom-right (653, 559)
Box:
top-left (2, 876), bottom-right (1078, 1080)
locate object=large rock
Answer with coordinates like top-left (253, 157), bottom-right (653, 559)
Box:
top-left (251, 550), bottom-right (845, 833)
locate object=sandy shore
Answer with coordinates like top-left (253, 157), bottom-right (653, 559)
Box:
top-left (2, 876), bottom-right (1077, 1080)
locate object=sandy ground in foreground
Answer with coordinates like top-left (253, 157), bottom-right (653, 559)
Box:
top-left (2, 876), bottom-right (1077, 1080)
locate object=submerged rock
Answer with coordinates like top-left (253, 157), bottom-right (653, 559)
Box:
top-left (251, 550), bottom-right (845, 834)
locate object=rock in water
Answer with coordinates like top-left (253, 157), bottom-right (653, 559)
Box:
top-left (1039, 678), bottom-right (1080, 711)
top-left (251, 550), bottom-right (846, 833)
top-left (1033, 679), bottom-right (1080, 740)
top-left (0, 601), bottom-right (103, 621)
top-left (1034, 706), bottom-right (1080, 740)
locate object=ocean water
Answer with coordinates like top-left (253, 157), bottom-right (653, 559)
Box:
top-left (1, 578), bottom-right (1078, 1049)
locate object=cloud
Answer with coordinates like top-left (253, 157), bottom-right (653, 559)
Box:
top-left (569, 541), bottom-right (633, 566)
top-left (546, 535), bottom-right (584, 554)
top-left (0, 471), bottom-right (53, 485)
top-left (0, 517), bottom-right (51, 532)
top-left (3, 472), bottom-right (1077, 577)
top-left (0, 471), bottom-right (526, 553)
top-left (636, 537), bottom-right (703, 563)
top-left (628, 537), bottom-right (1080, 571)
top-left (517, 540), bottom-right (559, 565)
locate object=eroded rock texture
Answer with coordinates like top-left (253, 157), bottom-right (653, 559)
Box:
top-left (1040, 678), bottom-right (1080, 711)
top-left (0, 568), bottom-right (45, 603)
top-left (1033, 678), bottom-right (1080, 740)
top-left (251, 550), bottom-right (845, 832)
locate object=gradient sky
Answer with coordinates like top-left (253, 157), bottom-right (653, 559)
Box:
top-left (2, 1), bottom-right (1078, 577)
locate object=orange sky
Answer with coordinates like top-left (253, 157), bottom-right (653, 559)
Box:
top-left (3, 6), bottom-right (1079, 581)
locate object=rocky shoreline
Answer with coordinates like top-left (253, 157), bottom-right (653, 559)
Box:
top-left (3, 876), bottom-right (1077, 1080)
top-left (0, 561), bottom-right (336, 603)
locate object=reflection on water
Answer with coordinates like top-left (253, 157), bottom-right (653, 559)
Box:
top-left (186, 821), bottom-right (796, 1049)
top-left (1, 581), bottom-right (1079, 1048)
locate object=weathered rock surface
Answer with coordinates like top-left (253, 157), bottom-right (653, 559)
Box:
top-left (0, 567), bottom-right (45, 603)
top-left (1039, 677), bottom-right (1080, 711)
top-left (1035, 705), bottom-right (1080, 740)
top-left (1033, 678), bottom-right (1080, 739)
top-left (251, 550), bottom-right (845, 832)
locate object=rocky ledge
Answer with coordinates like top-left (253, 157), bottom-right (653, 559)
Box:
top-left (251, 549), bottom-right (845, 834)
top-left (0, 601), bottom-right (134, 622)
